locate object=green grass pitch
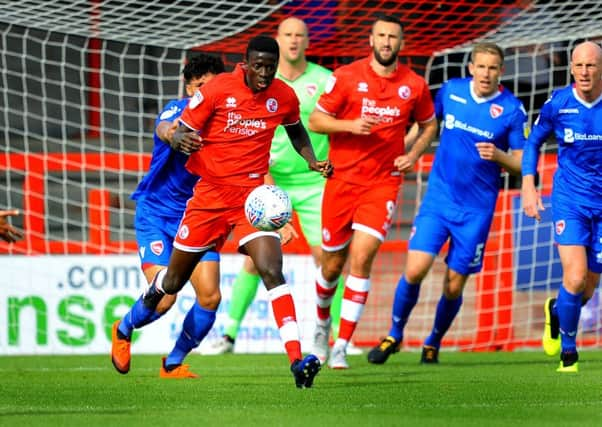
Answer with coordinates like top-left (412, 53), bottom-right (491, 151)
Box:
top-left (1, 351), bottom-right (601, 427)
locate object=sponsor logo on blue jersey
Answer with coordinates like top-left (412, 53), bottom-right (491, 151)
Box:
top-left (444, 114), bottom-right (494, 139)
top-left (563, 128), bottom-right (602, 143)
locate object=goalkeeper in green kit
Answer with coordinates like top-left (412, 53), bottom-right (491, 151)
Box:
top-left (203, 16), bottom-right (360, 357)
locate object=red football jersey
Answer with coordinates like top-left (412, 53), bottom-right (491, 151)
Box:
top-left (180, 64), bottom-right (301, 186)
top-left (316, 57), bottom-right (435, 185)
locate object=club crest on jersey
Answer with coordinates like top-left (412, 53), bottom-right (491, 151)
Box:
top-left (490, 104), bottom-right (503, 118)
top-left (159, 105), bottom-right (179, 120)
top-left (305, 83), bottom-right (318, 97)
top-left (398, 85), bottom-right (411, 99)
top-left (324, 75), bottom-right (336, 94)
top-left (178, 225), bottom-right (190, 240)
top-left (188, 90), bottom-right (204, 109)
top-left (150, 240), bottom-right (164, 256)
top-left (555, 220), bottom-right (565, 235)
top-left (266, 98), bottom-right (278, 113)
top-left (357, 82), bottom-right (368, 92)
top-left (226, 97), bottom-right (237, 108)
top-left (322, 228), bottom-right (331, 243)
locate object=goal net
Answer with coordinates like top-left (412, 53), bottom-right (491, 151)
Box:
top-left (1, 0), bottom-right (601, 355)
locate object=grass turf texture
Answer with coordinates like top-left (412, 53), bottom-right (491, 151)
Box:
top-left (2, 351), bottom-right (601, 427)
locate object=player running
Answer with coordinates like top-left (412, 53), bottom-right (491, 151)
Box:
top-left (308, 13), bottom-right (438, 369)
top-left (122, 36), bottom-right (332, 387)
top-left (111, 54), bottom-right (224, 377)
top-left (522, 41), bottom-right (602, 373)
top-left (368, 42), bottom-right (526, 365)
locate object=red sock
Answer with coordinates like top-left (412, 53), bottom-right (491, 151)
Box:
top-left (268, 285), bottom-right (302, 363)
top-left (315, 268), bottom-right (338, 321)
top-left (316, 281), bottom-right (337, 321)
top-left (338, 275), bottom-right (370, 341)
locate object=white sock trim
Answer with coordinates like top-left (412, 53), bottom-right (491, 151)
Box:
top-left (153, 269), bottom-right (168, 293)
top-left (317, 297), bottom-right (334, 308)
top-left (346, 274), bottom-right (371, 292)
top-left (267, 283), bottom-right (291, 301)
top-left (340, 275), bottom-right (371, 322)
top-left (316, 267), bottom-right (338, 289)
top-left (279, 320), bottom-right (300, 344)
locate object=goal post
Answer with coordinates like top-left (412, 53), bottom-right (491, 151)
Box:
top-left (1, 0), bottom-right (601, 355)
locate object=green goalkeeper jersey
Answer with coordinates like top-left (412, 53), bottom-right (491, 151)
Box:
top-left (270, 62), bottom-right (332, 187)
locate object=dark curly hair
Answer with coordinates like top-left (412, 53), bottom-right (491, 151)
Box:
top-left (182, 54), bottom-right (225, 83)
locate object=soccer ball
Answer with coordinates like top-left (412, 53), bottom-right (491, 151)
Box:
top-left (244, 184), bottom-right (292, 231)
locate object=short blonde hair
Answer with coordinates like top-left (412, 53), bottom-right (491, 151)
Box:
top-left (471, 42), bottom-right (504, 65)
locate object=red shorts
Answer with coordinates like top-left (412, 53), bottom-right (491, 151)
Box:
top-left (174, 181), bottom-right (278, 253)
top-left (321, 178), bottom-right (400, 250)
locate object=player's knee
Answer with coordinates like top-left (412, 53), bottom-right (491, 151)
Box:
top-left (321, 257), bottom-right (345, 281)
top-left (351, 251), bottom-right (376, 271)
top-left (162, 271), bottom-right (186, 295)
top-left (563, 272), bottom-right (587, 293)
top-left (257, 265), bottom-right (285, 289)
top-left (443, 287), bottom-right (463, 300)
top-left (404, 266), bottom-right (428, 284)
top-left (197, 291), bottom-right (221, 310)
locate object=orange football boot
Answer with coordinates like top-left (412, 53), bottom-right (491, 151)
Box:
top-left (160, 357), bottom-right (199, 379)
top-left (111, 320), bottom-right (131, 374)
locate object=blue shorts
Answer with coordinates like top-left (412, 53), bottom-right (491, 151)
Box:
top-left (409, 203), bottom-right (493, 275)
top-left (134, 200), bottom-right (219, 268)
top-left (552, 196), bottom-right (602, 273)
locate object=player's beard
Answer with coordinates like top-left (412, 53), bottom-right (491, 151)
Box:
top-left (373, 47), bottom-right (398, 67)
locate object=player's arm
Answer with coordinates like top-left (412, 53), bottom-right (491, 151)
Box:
top-left (284, 121), bottom-right (333, 177)
top-left (0, 209), bottom-right (23, 243)
top-left (396, 79), bottom-right (438, 172)
top-left (404, 122), bottom-right (420, 148)
top-left (476, 102), bottom-right (527, 176)
top-left (521, 133), bottom-right (545, 221)
top-left (308, 72), bottom-right (377, 135)
top-left (308, 109), bottom-right (377, 135)
top-left (169, 122), bottom-right (204, 155)
top-left (394, 117), bottom-right (438, 173)
top-left (156, 119), bottom-right (177, 144)
top-left (521, 173), bottom-right (543, 221)
top-left (156, 119), bottom-right (180, 148)
top-left (521, 102), bottom-right (554, 221)
top-left (158, 120), bottom-right (202, 155)
top-left (475, 144), bottom-right (523, 176)
top-left (171, 83), bottom-right (216, 154)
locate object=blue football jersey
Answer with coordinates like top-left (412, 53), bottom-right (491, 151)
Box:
top-left (424, 78), bottom-right (527, 213)
top-left (130, 98), bottom-right (199, 218)
top-left (522, 85), bottom-right (602, 208)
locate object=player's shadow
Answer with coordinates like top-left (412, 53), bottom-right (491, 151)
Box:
top-left (442, 358), bottom-right (548, 367)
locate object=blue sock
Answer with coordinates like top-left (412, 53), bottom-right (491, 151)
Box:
top-left (388, 275), bottom-right (421, 342)
top-left (424, 294), bottom-right (463, 348)
top-left (118, 296), bottom-right (161, 339)
top-left (118, 306), bottom-right (161, 338)
top-left (166, 303), bottom-right (216, 367)
top-left (556, 285), bottom-right (582, 353)
top-left (550, 294), bottom-right (587, 319)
